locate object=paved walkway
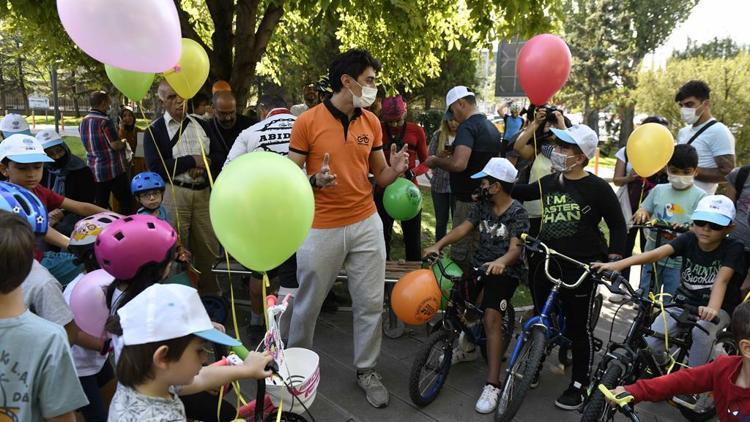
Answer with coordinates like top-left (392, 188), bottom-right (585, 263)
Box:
top-left (227, 278), bottom-right (696, 422)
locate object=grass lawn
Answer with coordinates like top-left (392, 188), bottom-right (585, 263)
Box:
top-left (63, 136), bottom-right (86, 159)
top-left (25, 115), bottom-right (150, 128)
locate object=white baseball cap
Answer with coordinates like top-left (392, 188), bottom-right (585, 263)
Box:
top-left (117, 284), bottom-right (241, 347)
top-left (0, 134), bottom-right (54, 163)
top-left (36, 129), bottom-right (64, 149)
top-left (0, 113), bottom-right (32, 138)
top-left (691, 195), bottom-right (735, 227)
top-left (551, 124), bottom-right (599, 159)
top-left (471, 157), bottom-right (518, 183)
top-left (445, 86), bottom-right (475, 108)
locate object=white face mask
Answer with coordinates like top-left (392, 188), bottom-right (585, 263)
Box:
top-left (551, 150), bottom-right (577, 172)
top-left (668, 173), bottom-right (694, 190)
top-left (349, 80), bottom-right (378, 108)
top-left (680, 103), bottom-right (703, 125)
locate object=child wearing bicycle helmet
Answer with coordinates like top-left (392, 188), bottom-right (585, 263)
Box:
top-left (62, 212), bottom-right (123, 420)
top-left (106, 283), bottom-right (272, 421)
top-left (0, 181), bottom-right (79, 340)
top-left (606, 301), bottom-right (750, 421)
top-left (0, 210), bottom-right (88, 421)
top-left (131, 171), bottom-right (168, 221)
top-left (512, 125), bottom-right (627, 410)
top-left (423, 158), bottom-right (529, 414)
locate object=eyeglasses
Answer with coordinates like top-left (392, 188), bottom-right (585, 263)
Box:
top-left (693, 220), bottom-right (726, 231)
top-left (138, 190), bottom-right (162, 199)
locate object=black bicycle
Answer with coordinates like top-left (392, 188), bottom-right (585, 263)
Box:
top-left (580, 272), bottom-right (722, 422)
top-left (408, 254), bottom-right (516, 406)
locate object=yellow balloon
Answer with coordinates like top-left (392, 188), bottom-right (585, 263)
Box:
top-left (164, 38), bottom-right (209, 99)
top-left (626, 123), bottom-right (675, 177)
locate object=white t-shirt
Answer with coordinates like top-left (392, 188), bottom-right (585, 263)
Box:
top-left (677, 119), bottom-right (735, 194)
top-left (614, 147), bottom-right (634, 175)
top-left (224, 111), bottom-right (296, 166)
top-left (63, 274), bottom-right (109, 377)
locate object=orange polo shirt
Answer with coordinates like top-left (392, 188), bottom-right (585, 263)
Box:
top-left (290, 100), bottom-right (383, 229)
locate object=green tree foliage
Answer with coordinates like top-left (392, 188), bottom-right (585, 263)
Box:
top-left (634, 52), bottom-right (750, 163)
top-left (560, 0), bottom-right (697, 144)
top-left (672, 36), bottom-right (747, 60)
top-left (4, 0), bottom-right (561, 108)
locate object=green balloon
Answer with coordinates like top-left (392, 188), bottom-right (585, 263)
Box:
top-left (432, 256), bottom-right (462, 309)
top-left (209, 152), bottom-right (314, 271)
top-left (104, 64), bottom-right (155, 101)
top-left (383, 177), bottom-right (422, 220)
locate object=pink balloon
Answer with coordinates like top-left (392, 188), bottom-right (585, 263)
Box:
top-left (57, 0), bottom-right (182, 73)
top-left (70, 269), bottom-right (115, 337)
top-left (517, 34), bottom-right (572, 105)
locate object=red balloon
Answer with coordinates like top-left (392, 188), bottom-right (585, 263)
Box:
top-left (516, 34), bottom-right (572, 105)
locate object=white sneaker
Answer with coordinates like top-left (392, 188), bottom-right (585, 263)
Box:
top-left (475, 384), bottom-right (501, 413)
top-left (609, 293), bottom-right (624, 303)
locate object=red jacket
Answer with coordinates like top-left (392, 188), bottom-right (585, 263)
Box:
top-left (626, 355), bottom-right (750, 421)
top-left (381, 121), bottom-right (429, 181)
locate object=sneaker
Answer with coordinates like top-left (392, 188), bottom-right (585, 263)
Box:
top-left (357, 369), bottom-right (389, 408)
top-left (673, 394), bottom-right (698, 410)
top-left (451, 346), bottom-right (479, 365)
top-left (475, 384), bottom-right (501, 414)
top-left (555, 382), bottom-right (586, 410)
top-left (609, 293), bottom-right (625, 303)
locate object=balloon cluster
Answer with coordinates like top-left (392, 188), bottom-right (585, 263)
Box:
top-left (58, 0), bottom-right (211, 101)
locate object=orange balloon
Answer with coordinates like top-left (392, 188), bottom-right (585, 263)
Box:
top-left (391, 269), bottom-right (441, 325)
top-left (212, 80), bottom-right (231, 94)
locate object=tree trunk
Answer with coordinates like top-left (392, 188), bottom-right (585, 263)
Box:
top-left (618, 103), bottom-right (635, 148)
top-left (424, 94), bottom-right (433, 110)
top-left (17, 57), bottom-right (28, 115)
top-left (0, 57), bottom-right (5, 113)
top-left (585, 108), bottom-right (599, 135)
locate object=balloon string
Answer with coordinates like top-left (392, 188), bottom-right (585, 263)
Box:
top-left (533, 129), bottom-right (544, 234)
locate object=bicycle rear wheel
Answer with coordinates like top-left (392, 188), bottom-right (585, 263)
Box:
top-left (408, 329), bottom-right (455, 406)
top-left (581, 363), bottom-right (623, 421)
top-left (495, 325), bottom-right (546, 422)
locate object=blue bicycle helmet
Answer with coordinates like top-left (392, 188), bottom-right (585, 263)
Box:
top-left (0, 181), bottom-right (48, 234)
top-left (131, 172), bottom-right (166, 196)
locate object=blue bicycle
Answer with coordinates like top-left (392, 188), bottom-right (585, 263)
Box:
top-left (495, 234), bottom-right (605, 422)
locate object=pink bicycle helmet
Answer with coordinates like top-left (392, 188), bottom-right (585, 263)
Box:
top-left (69, 212), bottom-right (124, 247)
top-left (94, 214), bottom-right (177, 279)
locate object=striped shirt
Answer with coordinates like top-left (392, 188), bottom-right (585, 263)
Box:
top-left (79, 110), bottom-right (126, 182)
top-left (428, 130), bottom-right (452, 194)
top-left (164, 111), bottom-right (210, 184)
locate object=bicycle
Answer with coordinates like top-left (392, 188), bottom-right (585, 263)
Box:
top-left (211, 295), bottom-right (319, 422)
top-left (580, 272), bottom-right (722, 422)
top-left (495, 233), bottom-right (607, 422)
top-left (596, 385), bottom-right (641, 422)
top-left (628, 219), bottom-right (688, 300)
top-left (408, 254), bottom-right (516, 406)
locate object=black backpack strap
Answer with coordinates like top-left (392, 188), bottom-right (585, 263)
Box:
top-left (735, 165), bottom-right (750, 199)
top-left (686, 120), bottom-right (718, 145)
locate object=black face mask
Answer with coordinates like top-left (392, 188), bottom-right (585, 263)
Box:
top-left (51, 149), bottom-right (70, 169)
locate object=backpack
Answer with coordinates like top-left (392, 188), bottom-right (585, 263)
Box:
top-left (734, 165), bottom-right (750, 199)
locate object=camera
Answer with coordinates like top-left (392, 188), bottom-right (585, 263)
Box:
top-left (542, 105), bottom-right (561, 123)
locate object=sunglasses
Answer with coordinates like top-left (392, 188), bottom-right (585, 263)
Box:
top-left (693, 220), bottom-right (727, 231)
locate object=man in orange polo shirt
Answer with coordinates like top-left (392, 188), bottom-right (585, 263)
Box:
top-left (288, 49), bottom-right (409, 409)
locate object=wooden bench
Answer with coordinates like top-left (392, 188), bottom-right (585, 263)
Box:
top-left (212, 258), bottom-right (421, 338)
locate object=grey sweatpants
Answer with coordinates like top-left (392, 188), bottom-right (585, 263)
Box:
top-left (646, 307), bottom-right (730, 367)
top-left (288, 212), bottom-right (386, 369)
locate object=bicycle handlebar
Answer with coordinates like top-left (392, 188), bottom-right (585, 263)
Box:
top-left (597, 385), bottom-right (640, 422)
top-left (630, 219), bottom-right (689, 234)
top-left (520, 233), bottom-right (594, 290)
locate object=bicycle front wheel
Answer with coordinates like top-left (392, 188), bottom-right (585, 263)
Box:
top-left (581, 362), bottom-right (623, 421)
top-left (495, 325), bottom-right (546, 422)
top-left (408, 329), bottom-right (455, 406)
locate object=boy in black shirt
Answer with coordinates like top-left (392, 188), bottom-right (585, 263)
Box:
top-left (595, 195), bottom-right (744, 367)
top-left (512, 124), bottom-right (627, 410)
top-left (423, 157), bottom-right (529, 414)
